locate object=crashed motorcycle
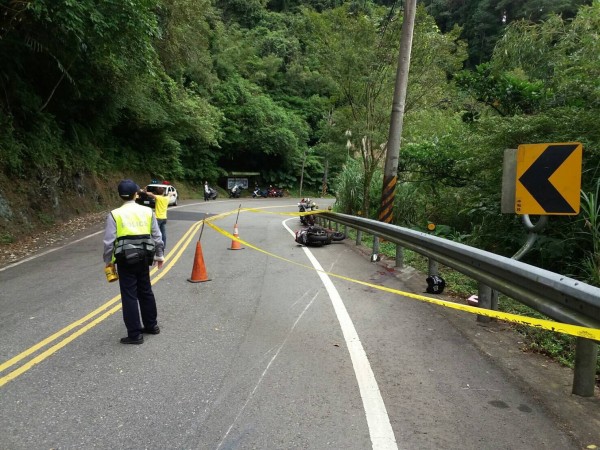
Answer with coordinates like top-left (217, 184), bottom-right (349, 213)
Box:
top-left (295, 225), bottom-right (346, 247)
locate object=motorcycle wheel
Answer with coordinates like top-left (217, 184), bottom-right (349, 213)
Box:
top-left (330, 232), bottom-right (346, 241)
top-left (307, 234), bottom-right (329, 245)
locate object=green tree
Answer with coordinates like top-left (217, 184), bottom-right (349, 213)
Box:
top-left (0, 0), bottom-right (162, 175)
top-left (304, 3), bottom-right (403, 215)
top-left (423, 0), bottom-right (592, 66)
top-left (216, 0), bottom-right (268, 27)
top-left (154, 0), bottom-right (218, 89)
top-left (492, 4), bottom-right (600, 109)
top-left (443, 3), bottom-right (600, 274)
top-left (213, 76), bottom-right (309, 175)
top-left (307, 3), bottom-right (466, 217)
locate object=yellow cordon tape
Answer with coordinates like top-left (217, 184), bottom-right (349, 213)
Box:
top-left (205, 216), bottom-right (600, 341)
top-left (243, 207), bottom-right (326, 218)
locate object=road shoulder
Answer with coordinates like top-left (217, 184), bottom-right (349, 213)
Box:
top-left (346, 240), bottom-right (600, 448)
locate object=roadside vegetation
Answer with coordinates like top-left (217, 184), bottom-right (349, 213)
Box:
top-left (1, 1), bottom-right (598, 371)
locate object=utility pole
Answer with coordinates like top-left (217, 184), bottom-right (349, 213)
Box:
top-left (379, 0), bottom-right (416, 224)
top-left (321, 159), bottom-right (329, 197)
top-left (299, 148), bottom-right (307, 198)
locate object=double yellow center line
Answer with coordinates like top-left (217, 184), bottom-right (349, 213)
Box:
top-left (0, 218), bottom-right (206, 388)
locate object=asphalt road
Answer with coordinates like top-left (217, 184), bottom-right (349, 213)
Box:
top-left (0, 198), bottom-right (580, 449)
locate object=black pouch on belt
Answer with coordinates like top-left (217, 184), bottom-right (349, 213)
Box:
top-left (115, 235), bottom-right (154, 266)
top-left (123, 247), bottom-right (146, 265)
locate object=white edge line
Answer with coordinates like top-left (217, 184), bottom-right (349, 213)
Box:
top-left (0, 230), bottom-right (104, 272)
top-left (283, 219), bottom-right (398, 450)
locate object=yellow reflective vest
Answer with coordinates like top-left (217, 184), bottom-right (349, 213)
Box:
top-left (111, 203), bottom-right (155, 264)
top-left (112, 203), bottom-right (153, 237)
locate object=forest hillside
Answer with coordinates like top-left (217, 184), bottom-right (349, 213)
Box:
top-left (0, 0), bottom-right (598, 287)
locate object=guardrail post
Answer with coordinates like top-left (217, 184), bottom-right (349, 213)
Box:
top-left (428, 259), bottom-right (438, 276)
top-left (572, 338), bottom-right (598, 397)
top-left (477, 283), bottom-right (492, 323)
top-left (356, 230), bottom-right (362, 245)
top-left (395, 245), bottom-right (404, 268)
top-left (491, 289), bottom-right (499, 310)
top-left (372, 236), bottom-right (380, 261)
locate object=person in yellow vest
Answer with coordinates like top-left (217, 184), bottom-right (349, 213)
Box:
top-left (142, 186), bottom-right (173, 250)
top-left (103, 179), bottom-right (165, 345)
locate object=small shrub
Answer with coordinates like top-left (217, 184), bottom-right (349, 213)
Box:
top-left (0, 232), bottom-right (14, 244)
top-left (38, 213), bottom-right (55, 226)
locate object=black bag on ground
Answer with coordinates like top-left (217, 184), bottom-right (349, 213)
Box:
top-left (426, 275), bottom-right (446, 294)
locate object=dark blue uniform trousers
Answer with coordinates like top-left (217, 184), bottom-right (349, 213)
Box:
top-left (116, 261), bottom-right (158, 339)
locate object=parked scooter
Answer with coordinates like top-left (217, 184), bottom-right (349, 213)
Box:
top-left (206, 187), bottom-right (218, 200)
top-left (252, 187), bottom-right (268, 198)
top-left (204, 182), bottom-right (218, 201)
top-left (267, 186), bottom-right (284, 197)
top-left (229, 184), bottom-right (242, 198)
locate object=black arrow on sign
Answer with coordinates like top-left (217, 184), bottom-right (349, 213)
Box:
top-left (518, 144), bottom-right (578, 213)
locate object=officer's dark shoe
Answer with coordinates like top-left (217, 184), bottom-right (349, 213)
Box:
top-left (120, 336), bottom-right (144, 344)
top-left (142, 325), bottom-right (160, 335)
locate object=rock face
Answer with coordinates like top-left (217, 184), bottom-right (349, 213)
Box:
top-left (0, 192), bottom-right (13, 222)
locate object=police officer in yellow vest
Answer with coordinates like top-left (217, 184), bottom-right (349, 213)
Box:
top-left (140, 186), bottom-right (173, 250)
top-left (103, 179), bottom-right (165, 344)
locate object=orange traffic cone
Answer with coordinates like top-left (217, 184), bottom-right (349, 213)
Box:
top-left (229, 224), bottom-right (244, 250)
top-left (188, 241), bottom-right (211, 283)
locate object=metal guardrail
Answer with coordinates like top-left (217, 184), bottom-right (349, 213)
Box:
top-left (318, 211), bottom-right (600, 397)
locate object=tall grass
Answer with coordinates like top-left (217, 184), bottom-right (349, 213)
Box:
top-left (579, 180), bottom-right (600, 286)
top-left (333, 159), bottom-right (363, 214)
top-left (332, 158), bottom-right (382, 217)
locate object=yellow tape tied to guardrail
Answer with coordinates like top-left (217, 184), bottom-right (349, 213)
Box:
top-left (205, 212), bottom-right (600, 341)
